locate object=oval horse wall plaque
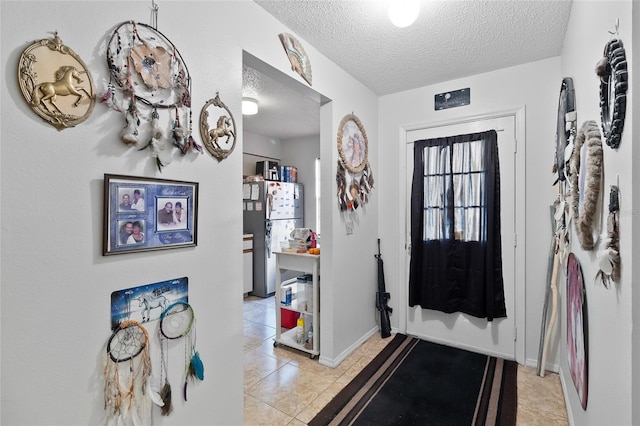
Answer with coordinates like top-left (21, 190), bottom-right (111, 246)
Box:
top-left (17, 32), bottom-right (95, 131)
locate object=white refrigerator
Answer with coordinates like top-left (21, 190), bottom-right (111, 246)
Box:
top-left (243, 181), bottom-right (304, 297)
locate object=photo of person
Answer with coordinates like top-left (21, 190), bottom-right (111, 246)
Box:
top-left (126, 221), bottom-right (145, 244)
top-left (131, 189), bottom-right (145, 211)
top-left (118, 192), bottom-right (132, 211)
top-left (157, 201), bottom-right (175, 228)
top-left (156, 198), bottom-right (188, 230)
top-left (119, 221), bottom-right (134, 245)
top-left (172, 201), bottom-right (188, 229)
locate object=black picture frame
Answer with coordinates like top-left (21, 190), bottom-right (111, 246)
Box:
top-left (103, 174), bottom-right (198, 255)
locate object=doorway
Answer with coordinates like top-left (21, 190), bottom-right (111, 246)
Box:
top-left (400, 109), bottom-right (526, 362)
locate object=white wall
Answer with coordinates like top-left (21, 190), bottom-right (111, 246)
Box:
top-left (282, 135), bottom-right (320, 232)
top-left (243, 130), bottom-right (282, 176)
top-left (559, 1), bottom-right (634, 425)
top-left (379, 57), bottom-right (561, 365)
top-left (0, 1), bottom-right (378, 425)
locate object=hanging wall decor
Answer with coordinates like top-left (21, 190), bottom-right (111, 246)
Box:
top-left (553, 77), bottom-right (577, 185)
top-left (104, 320), bottom-right (153, 424)
top-left (338, 114), bottom-right (368, 173)
top-left (569, 121), bottom-right (603, 251)
top-left (336, 114), bottom-right (374, 212)
top-left (595, 35), bottom-right (628, 149)
top-left (595, 185), bottom-right (620, 287)
top-left (18, 31), bottom-right (95, 130)
top-left (103, 20), bottom-right (200, 171)
top-left (103, 174), bottom-right (198, 255)
top-left (199, 92), bottom-right (237, 161)
top-left (278, 33), bottom-right (312, 86)
top-left (566, 253), bottom-right (588, 410)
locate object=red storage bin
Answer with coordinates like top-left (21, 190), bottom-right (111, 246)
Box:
top-left (281, 308), bottom-right (300, 328)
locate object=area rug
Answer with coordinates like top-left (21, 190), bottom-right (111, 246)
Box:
top-left (309, 333), bottom-right (517, 426)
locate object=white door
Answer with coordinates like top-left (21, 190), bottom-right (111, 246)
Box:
top-left (404, 115), bottom-right (519, 360)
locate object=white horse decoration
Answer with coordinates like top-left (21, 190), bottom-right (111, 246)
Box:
top-left (31, 65), bottom-right (91, 113)
top-left (138, 293), bottom-right (169, 322)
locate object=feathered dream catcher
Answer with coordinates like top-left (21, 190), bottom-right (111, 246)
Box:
top-left (569, 120), bottom-right (603, 251)
top-left (596, 185), bottom-right (620, 287)
top-left (102, 19), bottom-right (201, 172)
top-left (17, 31), bottom-right (95, 130)
top-left (278, 33), bottom-right (312, 86)
top-left (199, 92), bottom-right (237, 162)
top-left (157, 301), bottom-right (204, 415)
top-left (104, 320), bottom-right (153, 425)
top-left (595, 22), bottom-right (628, 149)
top-left (336, 114), bottom-right (374, 211)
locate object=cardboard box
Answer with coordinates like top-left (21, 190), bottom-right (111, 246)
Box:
top-left (256, 161), bottom-right (279, 180)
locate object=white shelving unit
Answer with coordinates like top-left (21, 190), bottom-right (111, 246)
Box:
top-left (273, 251), bottom-right (320, 358)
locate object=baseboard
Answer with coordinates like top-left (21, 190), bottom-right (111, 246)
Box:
top-left (558, 367), bottom-right (576, 426)
top-left (524, 357), bottom-right (560, 373)
top-left (407, 330), bottom-right (515, 361)
top-left (318, 326), bottom-right (379, 368)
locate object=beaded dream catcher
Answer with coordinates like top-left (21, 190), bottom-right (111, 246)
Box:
top-left (157, 301), bottom-right (204, 415)
top-left (104, 320), bottom-right (153, 424)
top-left (102, 19), bottom-right (201, 171)
top-left (336, 114), bottom-right (375, 212)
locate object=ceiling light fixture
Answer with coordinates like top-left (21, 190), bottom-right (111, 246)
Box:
top-left (242, 97), bottom-right (259, 115)
top-left (388, 0), bottom-right (420, 28)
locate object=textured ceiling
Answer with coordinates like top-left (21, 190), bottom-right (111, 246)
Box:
top-left (244, 0), bottom-right (572, 140)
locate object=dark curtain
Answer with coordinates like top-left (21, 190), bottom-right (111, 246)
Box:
top-left (408, 130), bottom-right (506, 321)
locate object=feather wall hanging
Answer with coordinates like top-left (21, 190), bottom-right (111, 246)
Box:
top-left (336, 114), bottom-right (375, 213)
top-left (596, 185), bottom-right (620, 287)
top-left (103, 18), bottom-right (200, 172)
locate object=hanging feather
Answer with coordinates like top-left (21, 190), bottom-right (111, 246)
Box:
top-left (150, 107), bottom-right (163, 141)
top-left (191, 351), bottom-right (204, 381)
top-left (160, 380), bottom-right (173, 416)
top-left (120, 101), bottom-right (140, 146)
top-left (100, 81), bottom-right (122, 112)
top-left (149, 389), bottom-right (165, 407)
top-left (172, 112), bottom-right (188, 154)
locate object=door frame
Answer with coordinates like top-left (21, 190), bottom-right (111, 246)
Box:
top-left (397, 107), bottom-right (526, 364)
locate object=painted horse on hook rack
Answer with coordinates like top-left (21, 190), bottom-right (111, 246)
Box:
top-left (138, 293), bottom-right (169, 322)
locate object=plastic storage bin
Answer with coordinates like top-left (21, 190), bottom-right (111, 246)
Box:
top-left (281, 308), bottom-right (300, 328)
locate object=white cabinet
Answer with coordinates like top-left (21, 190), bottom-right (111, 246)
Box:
top-left (243, 234), bottom-right (253, 295)
top-left (274, 251), bottom-right (319, 358)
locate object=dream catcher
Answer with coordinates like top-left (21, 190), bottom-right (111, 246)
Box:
top-left (595, 21), bottom-right (628, 149)
top-left (157, 301), bottom-right (204, 415)
top-left (336, 114), bottom-right (374, 212)
top-left (199, 93), bottom-right (237, 162)
top-left (103, 16), bottom-right (201, 171)
top-left (104, 320), bottom-right (153, 424)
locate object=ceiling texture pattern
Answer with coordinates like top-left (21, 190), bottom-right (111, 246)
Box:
top-left (245, 0), bottom-right (573, 139)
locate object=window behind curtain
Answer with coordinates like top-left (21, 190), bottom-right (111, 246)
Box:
top-left (409, 130), bottom-right (506, 321)
top-left (421, 139), bottom-right (486, 242)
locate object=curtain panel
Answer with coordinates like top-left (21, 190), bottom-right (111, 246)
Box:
top-left (409, 130), bottom-right (507, 321)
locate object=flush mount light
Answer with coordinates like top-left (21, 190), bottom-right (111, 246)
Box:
top-left (242, 97), bottom-right (259, 115)
top-left (388, 0), bottom-right (420, 28)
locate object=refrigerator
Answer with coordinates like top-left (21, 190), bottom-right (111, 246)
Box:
top-left (243, 181), bottom-right (304, 297)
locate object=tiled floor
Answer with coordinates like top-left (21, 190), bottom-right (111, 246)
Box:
top-left (243, 295), bottom-right (568, 425)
